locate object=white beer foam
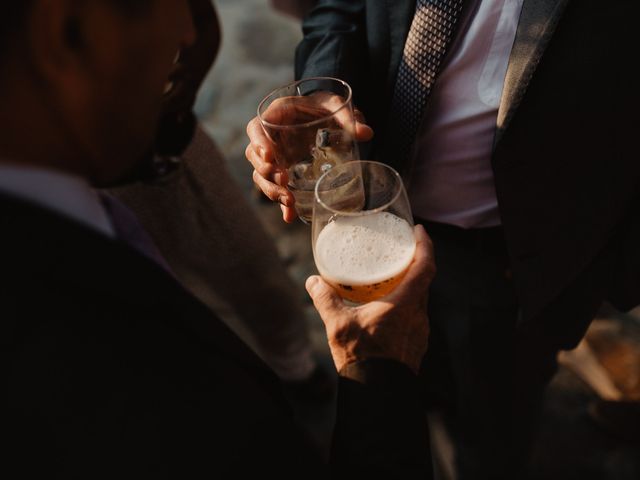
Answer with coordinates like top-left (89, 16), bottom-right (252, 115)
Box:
top-left (315, 212), bottom-right (416, 285)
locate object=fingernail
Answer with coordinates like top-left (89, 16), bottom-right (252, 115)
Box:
top-left (306, 276), bottom-right (319, 292)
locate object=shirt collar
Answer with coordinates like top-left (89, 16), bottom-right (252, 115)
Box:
top-left (0, 162), bottom-right (116, 239)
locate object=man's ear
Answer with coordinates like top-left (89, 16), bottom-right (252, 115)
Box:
top-left (27, 0), bottom-right (87, 89)
top-left (28, 0), bottom-right (129, 95)
top-left (26, 0), bottom-right (126, 118)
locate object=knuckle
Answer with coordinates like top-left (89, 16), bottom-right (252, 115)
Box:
top-left (256, 162), bottom-right (274, 178)
top-left (318, 289), bottom-right (336, 307)
top-left (264, 189), bottom-right (279, 202)
top-left (254, 175), bottom-right (280, 201)
top-left (330, 322), bottom-right (349, 342)
top-left (244, 143), bottom-right (253, 160)
top-left (246, 117), bottom-right (258, 136)
top-left (252, 169), bottom-right (270, 190)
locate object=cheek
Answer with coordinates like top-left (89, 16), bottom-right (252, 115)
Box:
top-left (88, 69), bottom-right (159, 172)
top-left (95, 3), bottom-right (193, 165)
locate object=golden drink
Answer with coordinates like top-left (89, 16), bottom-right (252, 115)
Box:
top-left (314, 212), bottom-right (416, 303)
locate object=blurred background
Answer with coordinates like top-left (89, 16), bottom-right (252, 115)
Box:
top-left (193, 1), bottom-right (640, 478)
top-left (196, 0), bottom-right (319, 345)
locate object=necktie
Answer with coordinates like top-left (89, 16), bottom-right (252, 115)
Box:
top-left (387, 0), bottom-right (467, 167)
top-left (98, 191), bottom-right (173, 274)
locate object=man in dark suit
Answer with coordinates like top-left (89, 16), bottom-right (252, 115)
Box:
top-left (247, 0), bottom-right (640, 477)
top-left (0, 1), bottom-right (438, 477)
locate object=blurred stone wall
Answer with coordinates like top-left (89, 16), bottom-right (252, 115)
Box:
top-left (195, 0), bottom-right (302, 195)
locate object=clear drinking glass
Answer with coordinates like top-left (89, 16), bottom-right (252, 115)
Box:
top-left (258, 77), bottom-right (359, 223)
top-left (312, 161), bottom-right (416, 303)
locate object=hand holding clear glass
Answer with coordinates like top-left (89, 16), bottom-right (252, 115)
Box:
top-left (258, 77), bottom-right (359, 223)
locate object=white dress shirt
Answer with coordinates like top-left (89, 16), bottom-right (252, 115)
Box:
top-left (0, 162), bottom-right (115, 238)
top-left (408, 0), bottom-right (524, 228)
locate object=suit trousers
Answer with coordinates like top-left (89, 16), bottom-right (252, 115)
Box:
top-left (418, 220), bottom-right (559, 480)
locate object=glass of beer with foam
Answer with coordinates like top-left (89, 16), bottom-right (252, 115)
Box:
top-left (312, 161), bottom-right (416, 303)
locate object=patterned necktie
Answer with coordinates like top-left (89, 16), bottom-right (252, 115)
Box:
top-left (387, 0), bottom-right (467, 167)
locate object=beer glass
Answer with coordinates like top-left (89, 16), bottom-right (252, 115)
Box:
top-left (258, 77), bottom-right (359, 223)
top-left (312, 161), bottom-right (416, 303)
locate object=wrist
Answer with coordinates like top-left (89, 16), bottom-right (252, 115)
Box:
top-left (339, 358), bottom-right (420, 387)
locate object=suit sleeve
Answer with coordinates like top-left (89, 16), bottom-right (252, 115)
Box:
top-left (330, 358), bottom-right (433, 478)
top-left (608, 191), bottom-right (640, 312)
top-left (295, 0), bottom-right (369, 89)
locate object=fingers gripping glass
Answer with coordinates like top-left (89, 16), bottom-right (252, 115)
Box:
top-left (312, 161), bottom-right (416, 303)
top-left (258, 77), bottom-right (360, 223)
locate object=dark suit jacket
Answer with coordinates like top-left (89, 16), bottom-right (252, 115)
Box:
top-left (1, 193), bottom-right (431, 478)
top-left (295, 0), bottom-right (640, 348)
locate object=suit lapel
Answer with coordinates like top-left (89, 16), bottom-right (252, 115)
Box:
top-left (495, 0), bottom-right (571, 144)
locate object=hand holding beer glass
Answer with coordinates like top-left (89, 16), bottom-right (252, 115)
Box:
top-left (249, 77), bottom-right (373, 223)
top-left (312, 161), bottom-right (417, 303)
top-left (307, 162), bottom-right (434, 372)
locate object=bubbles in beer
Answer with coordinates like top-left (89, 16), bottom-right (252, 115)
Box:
top-left (314, 212), bottom-right (416, 286)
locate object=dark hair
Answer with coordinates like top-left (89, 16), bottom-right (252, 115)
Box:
top-left (0, 2), bottom-right (33, 59)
